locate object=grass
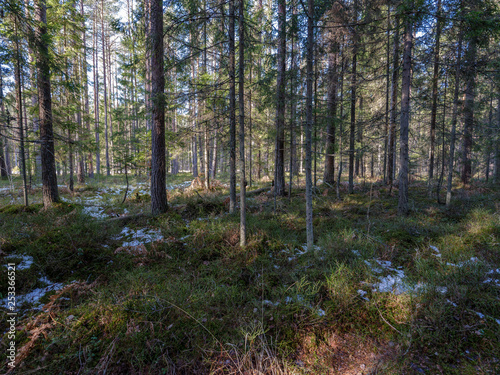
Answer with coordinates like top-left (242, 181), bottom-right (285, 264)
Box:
top-left (0, 174), bottom-right (499, 374)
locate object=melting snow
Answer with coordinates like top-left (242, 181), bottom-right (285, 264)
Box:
top-left (1, 277), bottom-right (64, 310)
top-left (114, 227), bottom-right (163, 247)
top-left (82, 206), bottom-right (108, 219)
top-left (430, 245), bottom-right (441, 257)
top-left (5, 254), bottom-right (34, 270)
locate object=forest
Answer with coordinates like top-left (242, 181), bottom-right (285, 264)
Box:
top-left (0, 0), bottom-right (499, 373)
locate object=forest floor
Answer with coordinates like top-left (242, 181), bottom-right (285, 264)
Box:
top-left (0, 173), bottom-right (499, 374)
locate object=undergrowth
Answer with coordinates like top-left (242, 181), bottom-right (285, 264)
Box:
top-left (0, 175), bottom-right (498, 374)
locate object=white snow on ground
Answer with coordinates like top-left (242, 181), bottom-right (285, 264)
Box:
top-left (281, 244), bottom-right (322, 262)
top-left (82, 206), bottom-right (108, 219)
top-left (2, 256), bottom-right (64, 310)
top-left (63, 180), bottom-right (192, 219)
top-left (113, 226), bottom-right (163, 247)
top-left (0, 279), bottom-right (64, 310)
top-left (4, 254), bottom-right (34, 270)
top-left (430, 245), bottom-right (441, 257)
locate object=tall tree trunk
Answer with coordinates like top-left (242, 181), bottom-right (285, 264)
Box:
top-left (495, 95), bottom-right (500, 183)
top-left (149, 0), bottom-right (167, 214)
top-left (398, 15), bottom-right (413, 216)
top-left (229, 0), bottom-right (237, 213)
top-left (203, 0), bottom-right (210, 190)
top-left (388, 16), bottom-right (400, 188)
top-left (324, 43), bottom-right (338, 185)
top-left (35, 0), bottom-right (59, 206)
top-left (239, 0), bottom-right (246, 246)
top-left (461, 37), bottom-right (477, 185)
top-left (348, 35), bottom-right (357, 194)
top-left (102, 0), bottom-right (110, 176)
top-left (383, 6), bottom-right (391, 183)
top-left (14, 20), bottom-right (28, 205)
top-left (446, 31), bottom-right (463, 206)
top-left (93, 4), bottom-right (100, 177)
top-left (0, 62), bottom-right (8, 179)
top-left (289, 3), bottom-right (297, 196)
top-left (274, 0), bottom-right (286, 196)
top-left (81, 0), bottom-right (92, 178)
top-left (428, 0), bottom-right (442, 181)
top-left (305, 0), bottom-right (314, 250)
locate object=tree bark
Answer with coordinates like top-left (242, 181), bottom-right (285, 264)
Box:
top-left (324, 43), bottom-right (338, 185)
top-left (93, 4), bottom-right (100, 177)
top-left (495, 95), bottom-right (500, 183)
top-left (398, 15), bottom-right (413, 216)
top-left (35, 0), bottom-right (59, 206)
top-left (428, 0), bottom-right (442, 181)
top-left (446, 30), bottom-right (463, 206)
top-left (348, 35), bottom-right (357, 194)
top-left (274, 0), bottom-right (286, 196)
top-left (388, 16), bottom-right (400, 188)
top-left (239, 0), bottom-right (246, 246)
top-left (305, 0), bottom-right (314, 250)
top-left (101, 0), bottom-right (110, 176)
top-left (149, 0), bottom-right (168, 214)
top-left (461, 37), bottom-right (477, 185)
top-left (14, 19), bottom-right (28, 205)
top-left (0, 68), bottom-right (7, 179)
top-left (383, 7), bottom-right (391, 183)
top-left (229, 0), bottom-right (237, 213)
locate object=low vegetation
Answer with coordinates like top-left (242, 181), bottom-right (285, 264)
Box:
top-left (0, 174), bottom-right (499, 374)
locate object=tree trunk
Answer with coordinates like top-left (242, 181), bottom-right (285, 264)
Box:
top-left (239, 0), bottom-right (246, 246)
top-left (428, 0), bottom-right (442, 181)
top-left (14, 20), bottom-right (28, 205)
top-left (324, 43), bottom-right (338, 185)
top-left (274, 0), bottom-right (286, 196)
top-left (93, 4), bottom-right (100, 177)
top-left (348, 38), bottom-right (357, 194)
top-left (36, 0), bottom-right (59, 206)
top-left (102, 0), bottom-right (110, 176)
top-left (81, 0), bottom-right (92, 178)
top-left (398, 15), bottom-right (413, 216)
top-left (388, 16), bottom-right (400, 188)
top-left (149, 0), bottom-right (167, 214)
top-left (0, 60), bottom-right (8, 179)
top-left (446, 31), bottom-right (463, 205)
top-left (305, 0), bottom-right (314, 250)
top-left (495, 95), bottom-right (500, 183)
top-left (383, 7), bottom-right (391, 183)
top-left (229, 0), bottom-right (237, 213)
top-left (461, 37), bottom-right (477, 185)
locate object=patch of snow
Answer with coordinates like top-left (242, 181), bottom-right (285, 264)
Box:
top-left (483, 278), bottom-right (500, 287)
top-left (317, 308), bottom-right (326, 317)
top-left (351, 250), bottom-right (361, 257)
top-left (430, 245), bottom-right (441, 257)
top-left (5, 254), bottom-right (34, 270)
top-left (262, 300), bottom-right (279, 307)
top-left (372, 274), bottom-right (410, 295)
top-left (115, 227), bottom-right (164, 247)
top-left (436, 286), bottom-right (448, 294)
top-left (82, 206), bottom-right (108, 219)
top-left (474, 311), bottom-right (485, 319)
top-left (1, 277), bottom-right (64, 310)
top-left (446, 299), bottom-right (457, 307)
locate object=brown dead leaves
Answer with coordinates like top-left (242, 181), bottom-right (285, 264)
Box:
top-left (7, 280), bottom-right (100, 373)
